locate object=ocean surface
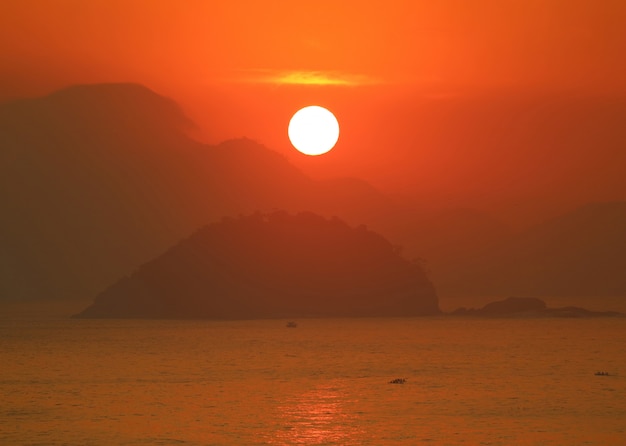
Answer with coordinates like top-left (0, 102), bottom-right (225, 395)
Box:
top-left (2, 300), bottom-right (626, 445)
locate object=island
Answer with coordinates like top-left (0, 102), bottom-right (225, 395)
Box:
top-left (451, 297), bottom-right (623, 318)
top-left (75, 211), bottom-right (441, 319)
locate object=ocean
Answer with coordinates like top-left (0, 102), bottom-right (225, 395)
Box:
top-left (1, 300), bottom-right (625, 445)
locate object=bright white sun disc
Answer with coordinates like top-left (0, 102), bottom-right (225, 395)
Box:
top-left (288, 106), bottom-right (339, 156)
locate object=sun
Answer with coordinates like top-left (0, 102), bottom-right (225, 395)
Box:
top-left (288, 106), bottom-right (339, 156)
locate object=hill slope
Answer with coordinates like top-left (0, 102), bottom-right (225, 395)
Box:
top-left (447, 201), bottom-right (626, 296)
top-left (75, 212), bottom-right (440, 319)
top-left (0, 84), bottom-right (396, 301)
top-left (3, 83), bottom-right (625, 302)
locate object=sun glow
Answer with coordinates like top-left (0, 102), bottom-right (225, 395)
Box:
top-left (233, 69), bottom-right (378, 86)
top-left (288, 106), bottom-right (339, 156)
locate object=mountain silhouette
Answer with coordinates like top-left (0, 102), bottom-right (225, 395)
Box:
top-left (75, 211), bottom-right (440, 319)
top-left (3, 83), bottom-right (625, 303)
top-left (0, 83), bottom-right (398, 301)
top-left (446, 201), bottom-right (626, 296)
top-left (1, 84), bottom-right (212, 300)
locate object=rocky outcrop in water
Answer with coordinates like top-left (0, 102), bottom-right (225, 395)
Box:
top-left (451, 296), bottom-right (622, 317)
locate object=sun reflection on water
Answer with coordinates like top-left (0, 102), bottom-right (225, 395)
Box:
top-left (268, 383), bottom-right (363, 445)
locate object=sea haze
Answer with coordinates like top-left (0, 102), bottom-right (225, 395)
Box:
top-left (1, 304), bottom-right (625, 445)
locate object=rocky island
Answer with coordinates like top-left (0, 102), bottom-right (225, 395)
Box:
top-left (451, 297), bottom-right (623, 318)
top-left (75, 212), bottom-right (440, 319)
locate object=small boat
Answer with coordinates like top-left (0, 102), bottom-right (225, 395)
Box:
top-left (286, 321), bottom-right (298, 328)
top-left (594, 371), bottom-right (610, 376)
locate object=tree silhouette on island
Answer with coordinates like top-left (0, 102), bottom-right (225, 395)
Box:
top-left (75, 211), bottom-right (440, 319)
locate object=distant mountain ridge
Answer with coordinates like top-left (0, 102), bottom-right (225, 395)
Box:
top-left (2, 83), bottom-right (625, 303)
top-left (444, 201), bottom-right (626, 297)
top-left (0, 83), bottom-right (398, 301)
top-left (1, 84), bottom-right (209, 300)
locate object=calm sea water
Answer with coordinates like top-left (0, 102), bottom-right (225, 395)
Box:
top-left (1, 301), bottom-right (626, 445)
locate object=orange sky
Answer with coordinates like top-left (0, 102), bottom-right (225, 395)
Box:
top-left (2, 0), bottom-right (626, 224)
top-left (2, 1), bottom-right (625, 92)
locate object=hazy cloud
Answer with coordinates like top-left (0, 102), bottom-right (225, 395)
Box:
top-left (232, 69), bottom-right (379, 86)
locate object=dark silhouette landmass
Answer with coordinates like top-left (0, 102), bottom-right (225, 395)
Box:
top-left (0, 83), bottom-right (397, 301)
top-left (2, 83), bottom-right (626, 304)
top-left (74, 212), bottom-right (440, 319)
top-left (445, 202), bottom-right (626, 297)
top-left (451, 297), bottom-right (623, 318)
